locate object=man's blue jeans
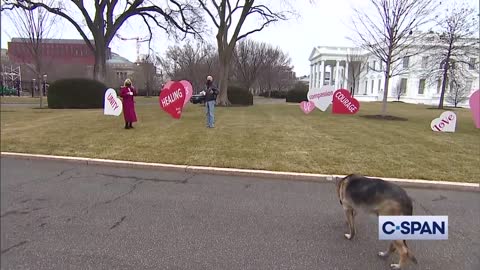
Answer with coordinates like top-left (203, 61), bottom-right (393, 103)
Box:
top-left (205, 100), bottom-right (215, 128)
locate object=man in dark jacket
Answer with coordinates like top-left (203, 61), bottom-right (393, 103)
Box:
top-left (203, 75), bottom-right (219, 128)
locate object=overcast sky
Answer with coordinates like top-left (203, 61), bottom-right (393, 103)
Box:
top-left (1, 0), bottom-right (478, 77)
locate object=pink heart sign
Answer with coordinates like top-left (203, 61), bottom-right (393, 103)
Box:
top-left (159, 81), bottom-right (186, 119)
top-left (332, 89), bottom-right (360, 114)
top-left (300, 101), bottom-right (315, 114)
top-left (180, 80), bottom-right (193, 107)
top-left (469, 89), bottom-right (480, 128)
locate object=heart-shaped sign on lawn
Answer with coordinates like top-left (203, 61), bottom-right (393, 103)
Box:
top-left (431, 111), bottom-right (456, 132)
top-left (469, 89), bottom-right (480, 128)
top-left (104, 88), bottom-right (123, 116)
top-left (159, 81), bottom-right (186, 119)
top-left (332, 89), bottom-right (360, 114)
top-left (307, 85), bottom-right (335, 111)
top-left (180, 80), bottom-right (193, 107)
top-left (300, 101), bottom-right (315, 114)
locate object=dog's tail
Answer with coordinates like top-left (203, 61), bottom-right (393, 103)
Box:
top-left (404, 240), bottom-right (418, 264)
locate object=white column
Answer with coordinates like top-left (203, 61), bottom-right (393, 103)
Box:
top-left (345, 60), bottom-right (349, 90)
top-left (317, 63), bottom-right (321, 87)
top-left (308, 65), bottom-right (315, 89)
top-left (319, 61), bottom-right (325, 87)
top-left (335, 60), bottom-right (340, 89)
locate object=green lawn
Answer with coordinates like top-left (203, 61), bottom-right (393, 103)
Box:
top-left (1, 101), bottom-right (479, 182)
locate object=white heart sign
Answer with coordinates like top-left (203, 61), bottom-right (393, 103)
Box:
top-left (431, 111), bottom-right (456, 132)
top-left (104, 88), bottom-right (123, 116)
top-left (307, 85), bottom-right (335, 111)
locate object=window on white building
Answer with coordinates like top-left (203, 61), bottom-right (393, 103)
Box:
top-left (469, 58), bottom-right (476, 70)
top-left (379, 61), bottom-right (383, 71)
top-left (466, 80), bottom-right (473, 92)
top-left (422, 56), bottom-right (429, 68)
top-left (371, 80), bottom-right (374, 93)
top-left (436, 79), bottom-right (441, 94)
top-left (418, 79), bottom-right (426, 95)
top-left (364, 81), bottom-right (368, 95)
top-left (449, 81), bottom-right (456, 93)
top-left (373, 61), bottom-right (376, 71)
top-left (403, 56), bottom-right (410, 68)
top-left (400, 78), bottom-right (408, 94)
top-left (378, 79), bottom-right (381, 92)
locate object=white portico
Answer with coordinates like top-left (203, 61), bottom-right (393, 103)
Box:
top-left (308, 44), bottom-right (479, 107)
top-left (308, 46), bottom-right (358, 92)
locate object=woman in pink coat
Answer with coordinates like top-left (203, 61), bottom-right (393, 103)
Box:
top-left (120, 79), bottom-right (137, 129)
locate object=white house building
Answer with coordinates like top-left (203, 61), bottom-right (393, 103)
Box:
top-left (308, 43), bottom-right (479, 107)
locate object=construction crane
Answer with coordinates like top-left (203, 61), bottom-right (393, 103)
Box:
top-left (115, 34), bottom-right (150, 63)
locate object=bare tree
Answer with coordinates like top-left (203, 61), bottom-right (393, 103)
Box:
top-left (346, 49), bottom-right (367, 97)
top-left (445, 70), bottom-right (472, 108)
top-left (232, 39), bottom-right (267, 91)
top-left (256, 45), bottom-right (293, 96)
top-left (3, 0), bottom-right (58, 108)
top-left (198, 0), bottom-right (303, 106)
top-left (157, 41), bottom-right (218, 92)
top-left (2, 0), bottom-right (204, 83)
top-left (157, 38), bottom-right (293, 96)
top-left (350, 0), bottom-right (438, 116)
top-left (272, 65), bottom-right (295, 93)
top-left (426, 3), bottom-right (479, 109)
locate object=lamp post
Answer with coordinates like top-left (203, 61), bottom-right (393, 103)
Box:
top-left (42, 74), bottom-right (47, 97)
top-left (15, 79), bottom-right (20, 97)
top-left (32, 78), bottom-right (36, 97)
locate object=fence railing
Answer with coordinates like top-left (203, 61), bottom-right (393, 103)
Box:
top-left (0, 80), bottom-right (48, 97)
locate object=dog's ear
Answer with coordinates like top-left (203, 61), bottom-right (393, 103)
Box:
top-left (333, 176), bottom-right (342, 185)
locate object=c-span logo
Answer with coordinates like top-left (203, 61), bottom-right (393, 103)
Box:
top-left (379, 216), bottom-right (448, 240)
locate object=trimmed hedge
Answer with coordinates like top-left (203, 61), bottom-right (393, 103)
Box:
top-left (286, 82), bottom-right (308, 103)
top-left (136, 88), bottom-right (158, 96)
top-left (48, 78), bottom-right (107, 109)
top-left (259, 91), bottom-right (287, 99)
top-left (227, 85), bottom-right (253, 106)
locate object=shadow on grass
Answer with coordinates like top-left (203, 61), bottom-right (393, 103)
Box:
top-left (360, 114), bottom-right (408, 121)
top-left (426, 106), bottom-right (465, 110)
top-left (32, 107), bottom-right (53, 111)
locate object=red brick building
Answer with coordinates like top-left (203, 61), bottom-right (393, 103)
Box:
top-left (4, 38), bottom-right (160, 94)
top-left (7, 38), bottom-right (111, 65)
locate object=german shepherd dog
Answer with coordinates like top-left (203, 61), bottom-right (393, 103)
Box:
top-left (334, 174), bottom-right (418, 269)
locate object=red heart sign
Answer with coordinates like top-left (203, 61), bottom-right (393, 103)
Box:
top-left (332, 89), bottom-right (360, 114)
top-left (159, 81), bottom-right (186, 119)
